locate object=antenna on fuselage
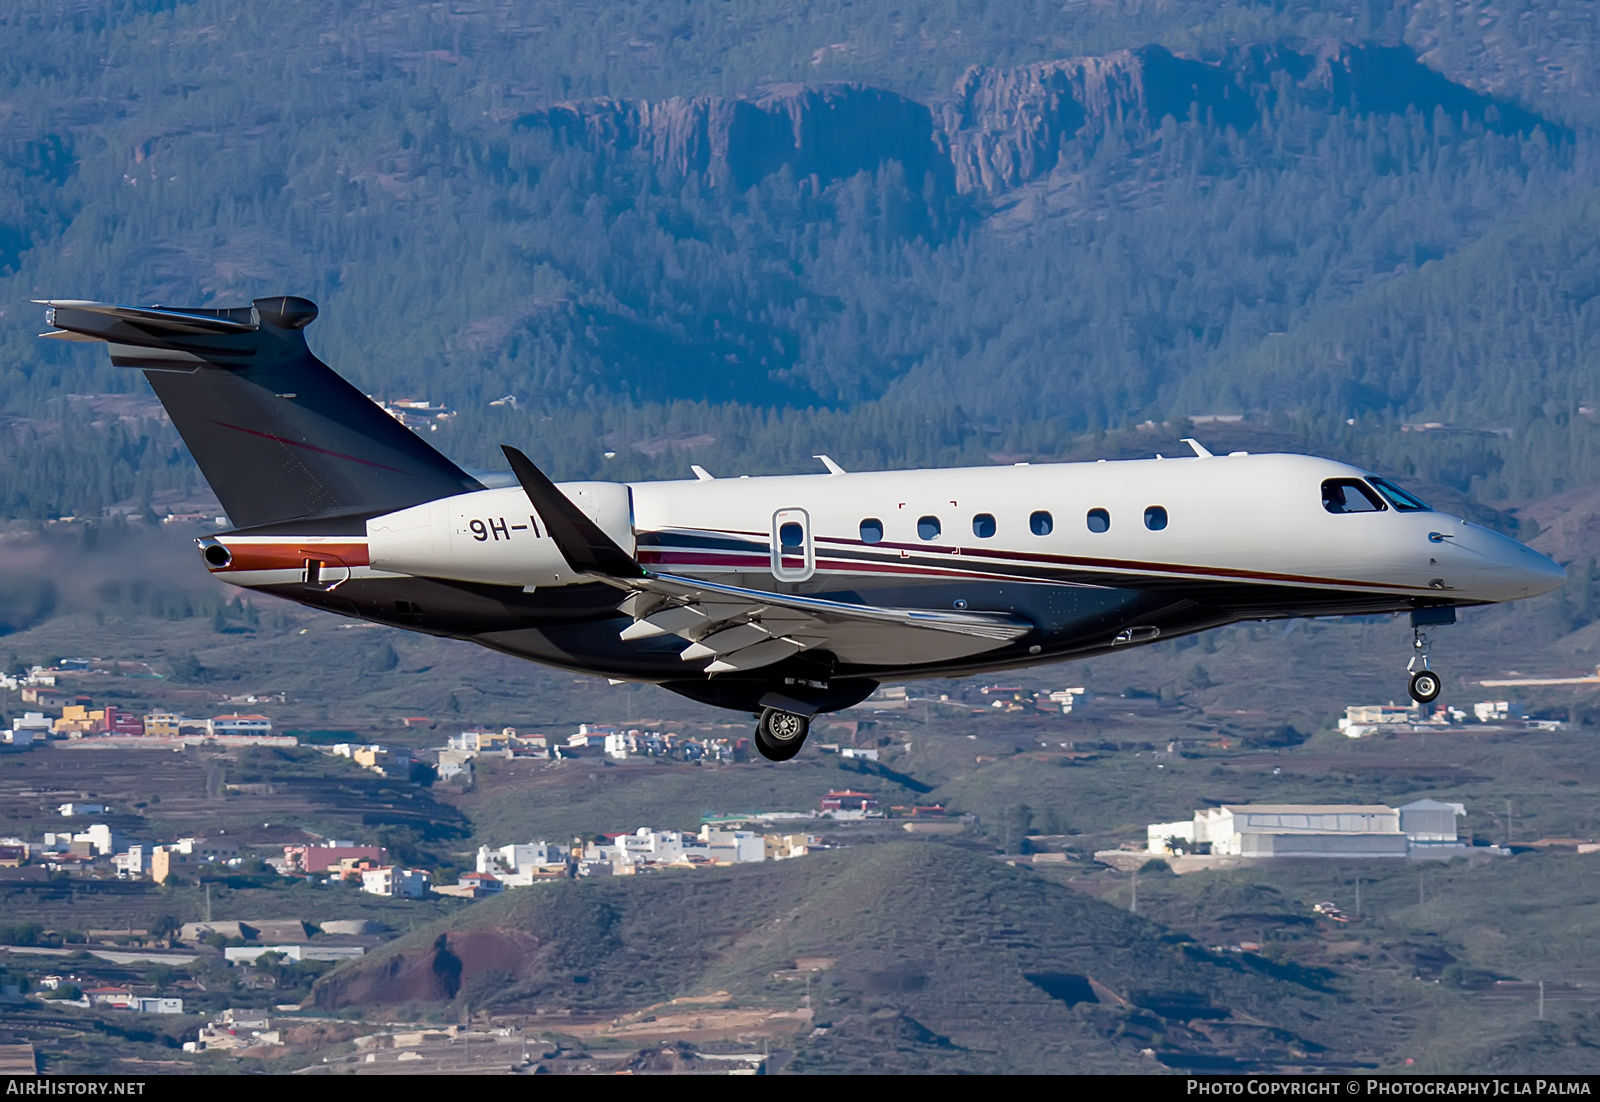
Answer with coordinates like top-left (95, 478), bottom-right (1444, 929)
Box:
top-left (690, 465), bottom-right (715, 481)
top-left (813, 455), bottom-right (846, 475)
top-left (1182, 438), bottom-right (1214, 458)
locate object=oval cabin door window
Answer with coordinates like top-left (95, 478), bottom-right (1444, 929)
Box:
top-left (770, 508), bottom-right (815, 582)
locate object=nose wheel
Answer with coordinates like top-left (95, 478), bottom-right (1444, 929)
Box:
top-left (1408, 668), bottom-right (1442, 704)
top-left (1407, 619), bottom-right (1444, 704)
top-left (753, 707), bottom-right (810, 761)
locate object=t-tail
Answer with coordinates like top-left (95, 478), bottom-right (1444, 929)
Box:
top-left (38, 296), bottom-right (482, 531)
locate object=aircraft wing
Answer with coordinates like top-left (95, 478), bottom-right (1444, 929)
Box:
top-left (499, 444), bottom-right (1033, 672)
top-left (612, 572), bottom-right (1033, 672)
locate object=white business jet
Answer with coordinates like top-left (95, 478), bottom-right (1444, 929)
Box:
top-left (39, 296), bottom-right (1565, 759)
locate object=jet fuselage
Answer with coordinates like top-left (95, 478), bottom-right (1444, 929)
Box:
top-left (198, 451), bottom-right (1563, 714)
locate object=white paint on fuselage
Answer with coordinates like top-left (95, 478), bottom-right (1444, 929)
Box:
top-left (629, 452), bottom-right (1564, 603)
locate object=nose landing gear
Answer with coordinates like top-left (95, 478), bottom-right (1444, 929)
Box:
top-left (753, 707), bottom-right (810, 761)
top-left (1406, 607), bottom-right (1455, 704)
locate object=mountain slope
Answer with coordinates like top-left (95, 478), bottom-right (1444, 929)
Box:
top-left (313, 843), bottom-right (1382, 1073)
top-left (1, 3), bottom-right (1595, 521)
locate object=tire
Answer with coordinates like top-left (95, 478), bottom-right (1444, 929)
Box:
top-left (753, 708), bottom-right (810, 762)
top-left (1408, 670), bottom-right (1442, 704)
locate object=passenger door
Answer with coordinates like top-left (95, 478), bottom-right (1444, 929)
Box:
top-left (770, 508), bottom-right (814, 582)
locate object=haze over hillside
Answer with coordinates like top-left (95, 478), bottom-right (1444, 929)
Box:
top-left (1, 0), bottom-right (1599, 527)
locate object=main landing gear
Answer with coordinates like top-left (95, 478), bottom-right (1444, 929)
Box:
top-left (753, 707), bottom-right (810, 762)
top-left (1406, 607), bottom-right (1456, 705)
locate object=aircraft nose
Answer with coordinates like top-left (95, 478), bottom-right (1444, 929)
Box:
top-left (1516, 543), bottom-right (1568, 598)
top-left (1462, 525), bottom-right (1566, 600)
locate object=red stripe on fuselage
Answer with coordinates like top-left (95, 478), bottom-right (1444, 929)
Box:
top-left (645, 536), bottom-right (1424, 593)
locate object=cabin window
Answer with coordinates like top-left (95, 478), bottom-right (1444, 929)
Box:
top-left (972, 513), bottom-right (996, 538)
top-left (918, 515), bottom-right (942, 540)
top-left (860, 519), bottom-right (883, 544)
top-left (779, 522), bottom-right (804, 548)
top-left (1086, 508), bottom-right (1110, 533)
top-left (1144, 506), bottom-right (1168, 531)
top-left (1369, 476), bottom-right (1432, 512)
top-left (1030, 510), bottom-right (1053, 536)
top-left (1321, 479), bottom-right (1386, 514)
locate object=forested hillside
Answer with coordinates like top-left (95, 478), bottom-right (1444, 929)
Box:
top-left (2, 0), bottom-right (1598, 520)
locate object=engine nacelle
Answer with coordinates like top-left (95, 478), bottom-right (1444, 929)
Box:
top-left (365, 482), bottom-right (634, 587)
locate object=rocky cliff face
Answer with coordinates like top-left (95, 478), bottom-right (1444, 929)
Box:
top-left (938, 45), bottom-right (1262, 193)
top-left (939, 41), bottom-right (1564, 194)
top-left (526, 83), bottom-right (947, 193)
top-left (520, 41), bottom-right (1566, 198)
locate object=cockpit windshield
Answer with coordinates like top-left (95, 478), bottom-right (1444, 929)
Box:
top-left (1368, 476), bottom-right (1432, 512)
top-left (1321, 478), bottom-right (1386, 514)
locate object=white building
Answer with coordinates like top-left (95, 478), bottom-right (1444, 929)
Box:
top-left (7, 712), bottom-right (51, 745)
top-left (1339, 704), bottom-right (1418, 738)
top-left (1473, 701), bottom-right (1521, 723)
top-left (1150, 804), bottom-right (1408, 859)
top-left (224, 945), bottom-right (367, 964)
top-left (436, 749), bottom-right (475, 780)
top-left (133, 996), bottom-right (183, 1013)
top-left (476, 841), bottom-right (567, 885)
top-left (619, 828), bottom-right (690, 862)
top-left (1048, 687), bottom-right (1087, 714)
top-left (697, 826), bottom-right (765, 864)
top-left (360, 866), bottom-right (431, 898)
top-left (1147, 819), bottom-right (1199, 853)
top-left (1397, 799), bottom-right (1468, 846)
top-left (48, 824), bottom-right (120, 856)
top-left (58, 803), bottom-right (107, 817)
top-left (188, 1010), bottom-right (281, 1052)
top-left (113, 844), bottom-right (151, 879)
top-left (1149, 800), bottom-right (1471, 860)
top-left (575, 826), bottom-right (767, 872)
top-left (764, 833), bottom-right (814, 860)
top-left (446, 730), bottom-right (516, 752)
top-left (579, 829), bottom-right (688, 871)
top-left (93, 992), bottom-right (185, 1014)
top-left (211, 715), bottom-right (272, 735)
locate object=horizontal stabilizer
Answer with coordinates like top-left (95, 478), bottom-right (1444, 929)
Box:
top-left (37, 299), bottom-right (261, 343)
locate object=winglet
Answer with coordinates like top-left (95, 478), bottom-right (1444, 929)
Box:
top-left (1182, 438), bottom-right (1214, 459)
top-left (500, 445), bottom-right (645, 579)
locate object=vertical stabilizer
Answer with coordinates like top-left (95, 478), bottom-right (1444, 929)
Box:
top-left (39, 296), bottom-right (482, 530)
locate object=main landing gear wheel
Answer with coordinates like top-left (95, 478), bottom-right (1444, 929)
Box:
top-left (1408, 669), bottom-right (1442, 705)
top-left (753, 708), bottom-right (810, 762)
